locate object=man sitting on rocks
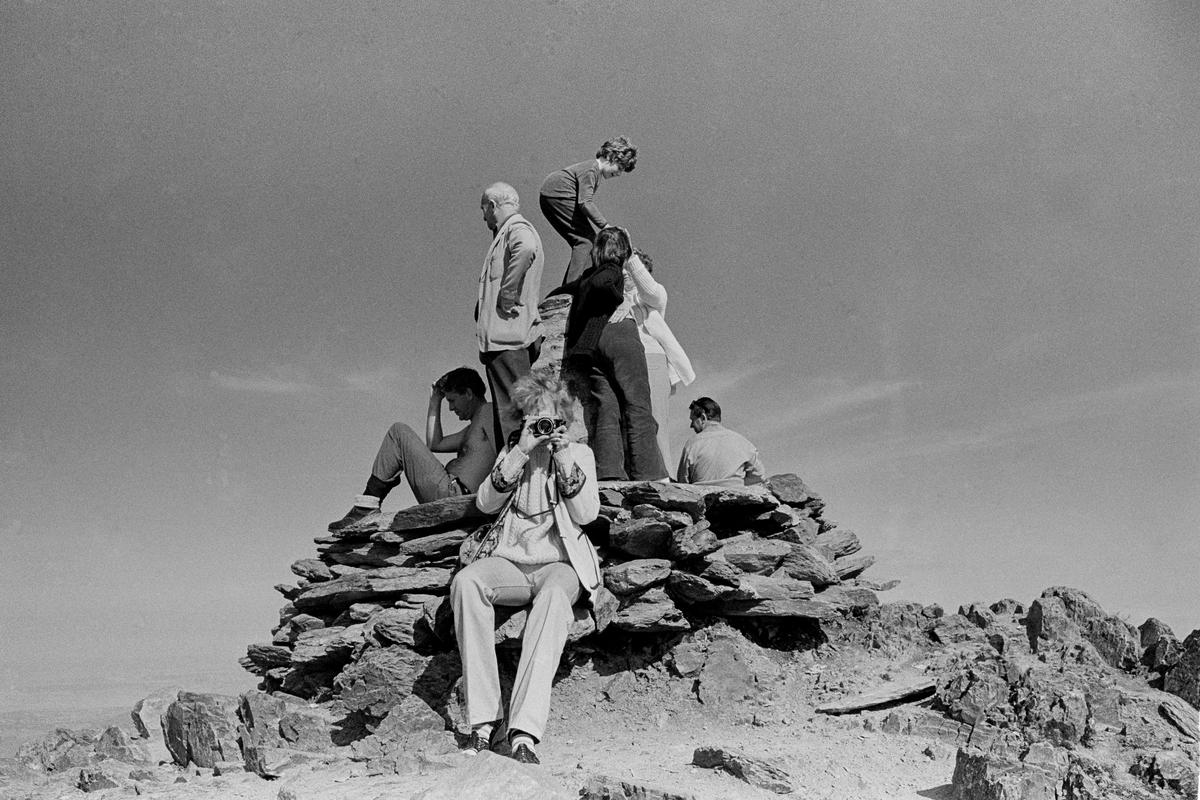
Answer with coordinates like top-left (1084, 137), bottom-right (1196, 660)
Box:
top-left (676, 396), bottom-right (765, 487)
top-left (328, 367), bottom-right (497, 532)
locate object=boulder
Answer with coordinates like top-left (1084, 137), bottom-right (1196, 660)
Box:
top-left (580, 775), bottom-right (696, 800)
top-left (990, 598), bottom-right (1025, 615)
top-left (690, 556), bottom-right (740, 586)
top-left (764, 473), bottom-right (818, 506)
top-left (831, 552), bottom-right (874, 580)
top-left (813, 584), bottom-right (879, 612)
top-left (702, 486), bottom-right (779, 520)
top-left (814, 527), bottom-right (861, 559)
top-left (1163, 629), bottom-right (1199, 707)
top-left (355, 493), bottom-right (486, 535)
top-left (272, 613), bottom-right (325, 645)
top-left (290, 558), bottom-right (334, 582)
top-left (692, 746), bottom-right (793, 794)
top-left (666, 520), bottom-right (720, 560)
top-left (619, 482), bottom-right (706, 520)
top-left (243, 642), bottom-right (293, 674)
top-left (367, 607), bottom-right (423, 647)
top-left (334, 646), bottom-right (459, 720)
top-left (612, 587), bottom-right (690, 632)
top-left (371, 529), bottom-right (470, 557)
top-left (290, 624), bottom-right (366, 668)
top-left (608, 518), bottom-right (672, 559)
top-left (17, 728), bottom-right (98, 772)
top-left (130, 687), bottom-right (181, 764)
top-left (77, 764), bottom-right (125, 792)
top-left (714, 534), bottom-right (790, 574)
top-left (958, 602), bottom-right (996, 629)
top-left (666, 571), bottom-right (731, 604)
top-left (631, 504), bottom-right (693, 529)
top-left (932, 614), bottom-right (988, 644)
top-left (604, 559), bottom-right (672, 595)
top-left (951, 747), bottom-right (1064, 800)
top-left (1025, 587), bottom-right (1139, 671)
top-left (766, 515), bottom-right (819, 545)
top-left (1139, 618), bottom-right (1181, 674)
top-left (774, 544), bottom-right (839, 587)
top-left (161, 692), bottom-right (241, 768)
top-left (93, 726), bottom-right (150, 763)
top-left (936, 665), bottom-right (1010, 725)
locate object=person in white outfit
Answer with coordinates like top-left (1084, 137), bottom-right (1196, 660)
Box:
top-left (616, 247), bottom-right (695, 469)
top-left (450, 368), bottom-right (603, 765)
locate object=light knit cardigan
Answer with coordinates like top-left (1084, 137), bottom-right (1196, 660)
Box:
top-left (611, 254), bottom-right (696, 388)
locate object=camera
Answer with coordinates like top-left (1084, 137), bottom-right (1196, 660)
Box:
top-left (528, 417), bottom-right (564, 436)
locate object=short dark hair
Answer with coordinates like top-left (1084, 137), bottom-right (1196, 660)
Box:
top-left (689, 397), bottom-right (721, 421)
top-left (593, 226), bottom-right (632, 269)
top-left (437, 367), bottom-right (486, 398)
top-left (596, 136), bottom-right (637, 173)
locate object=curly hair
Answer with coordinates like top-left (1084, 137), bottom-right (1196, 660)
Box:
top-left (596, 135), bottom-right (638, 173)
top-left (509, 367), bottom-right (579, 427)
top-left (593, 226), bottom-right (632, 270)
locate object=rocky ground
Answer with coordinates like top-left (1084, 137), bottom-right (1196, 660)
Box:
top-left (3, 472), bottom-right (1196, 799)
top-left (2, 591), bottom-right (1196, 800)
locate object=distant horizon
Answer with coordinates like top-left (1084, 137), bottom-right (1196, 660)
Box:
top-left (3, 1), bottom-right (1196, 726)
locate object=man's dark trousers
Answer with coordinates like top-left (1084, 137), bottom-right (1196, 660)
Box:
top-left (480, 342), bottom-right (540, 447)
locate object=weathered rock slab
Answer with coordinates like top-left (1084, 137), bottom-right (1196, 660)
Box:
top-left (604, 558), bottom-right (672, 595)
top-left (692, 745), bottom-right (793, 794)
top-left (293, 566), bottom-right (453, 611)
top-left (161, 692), bottom-right (241, 769)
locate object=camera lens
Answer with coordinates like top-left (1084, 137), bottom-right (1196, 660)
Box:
top-left (531, 417), bottom-right (555, 436)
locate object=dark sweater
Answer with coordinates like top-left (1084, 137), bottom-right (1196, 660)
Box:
top-left (539, 160), bottom-right (607, 229)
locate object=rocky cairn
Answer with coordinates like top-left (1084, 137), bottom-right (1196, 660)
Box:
top-left (237, 475), bottom-right (884, 755)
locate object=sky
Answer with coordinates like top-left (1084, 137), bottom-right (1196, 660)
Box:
top-left (1, 1), bottom-right (1197, 723)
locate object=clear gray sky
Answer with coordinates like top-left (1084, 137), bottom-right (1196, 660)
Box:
top-left (2, 2), bottom-right (1197, 716)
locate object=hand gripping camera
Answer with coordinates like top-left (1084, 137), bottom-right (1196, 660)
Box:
top-left (528, 417), bottom-right (565, 436)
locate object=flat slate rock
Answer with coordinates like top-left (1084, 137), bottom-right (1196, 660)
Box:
top-left (293, 566), bottom-right (453, 610)
top-left (816, 677), bottom-right (937, 714)
top-left (338, 494), bottom-right (487, 537)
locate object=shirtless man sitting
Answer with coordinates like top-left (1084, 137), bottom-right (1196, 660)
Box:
top-left (328, 367), bottom-right (497, 531)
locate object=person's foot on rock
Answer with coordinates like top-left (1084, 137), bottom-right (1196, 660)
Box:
top-left (327, 503), bottom-right (376, 533)
top-left (462, 727), bottom-right (492, 756)
top-left (510, 742), bottom-right (539, 764)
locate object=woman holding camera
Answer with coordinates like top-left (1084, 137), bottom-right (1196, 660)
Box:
top-left (450, 369), bottom-right (603, 765)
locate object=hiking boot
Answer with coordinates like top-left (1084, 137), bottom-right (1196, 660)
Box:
top-left (462, 729), bottom-right (491, 755)
top-left (327, 505), bottom-right (375, 533)
top-left (510, 743), bottom-right (539, 764)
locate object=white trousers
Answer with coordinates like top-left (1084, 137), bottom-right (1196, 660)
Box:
top-left (450, 557), bottom-right (581, 741)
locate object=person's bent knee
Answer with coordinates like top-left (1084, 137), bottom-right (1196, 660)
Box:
top-left (387, 421), bottom-right (416, 439)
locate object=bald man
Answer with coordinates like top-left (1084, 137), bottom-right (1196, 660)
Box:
top-left (476, 182), bottom-right (546, 446)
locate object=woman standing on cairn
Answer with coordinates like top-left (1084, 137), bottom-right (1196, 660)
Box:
top-left (621, 248), bottom-right (695, 469)
top-left (450, 369), bottom-right (603, 765)
top-left (538, 136), bottom-right (638, 285)
top-left (563, 227), bottom-right (668, 481)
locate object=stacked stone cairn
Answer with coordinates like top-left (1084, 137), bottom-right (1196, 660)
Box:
top-left (236, 476), bottom-right (888, 770)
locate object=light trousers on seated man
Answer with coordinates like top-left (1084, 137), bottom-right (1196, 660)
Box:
top-left (371, 422), bottom-right (464, 504)
top-left (450, 557), bottom-right (581, 741)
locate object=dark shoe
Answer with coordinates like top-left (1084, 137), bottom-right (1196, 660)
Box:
top-left (510, 743), bottom-right (539, 765)
top-left (327, 506), bottom-right (374, 533)
top-left (462, 729), bottom-right (491, 755)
